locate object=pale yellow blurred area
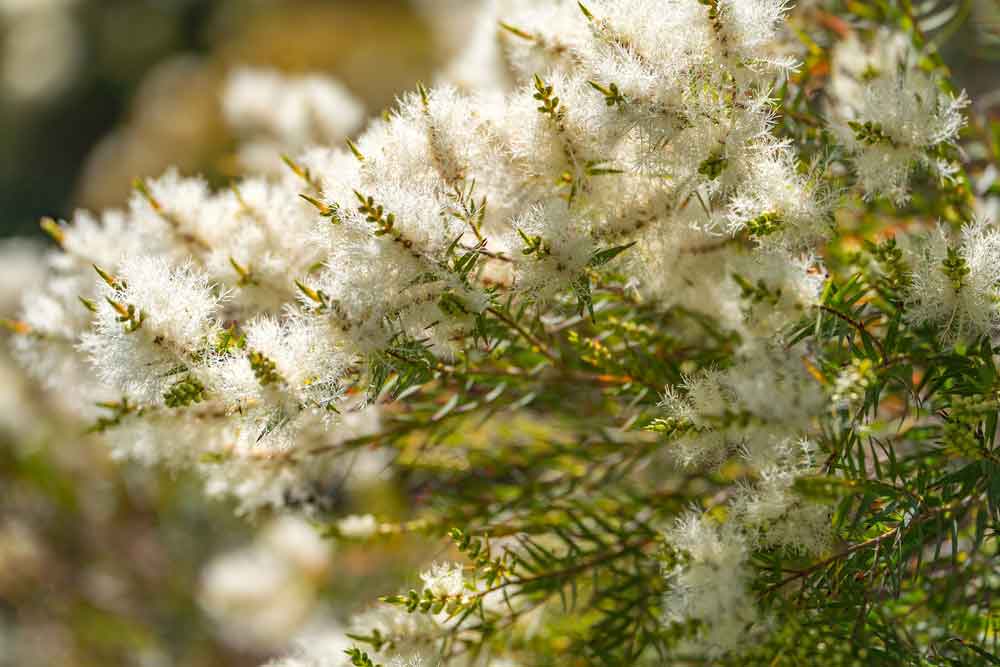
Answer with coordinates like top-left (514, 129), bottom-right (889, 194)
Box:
top-left (77, 1), bottom-right (439, 210)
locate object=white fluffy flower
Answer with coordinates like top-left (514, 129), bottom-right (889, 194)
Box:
top-left (79, 256), bottom-right (223, 403)
top-left (115, 256), bottom-right (221, 345)
top-left (244, 315), bottom-right (348, 407)
top-left (8, 9), bottom-right (955, 662)
top-left (347, 605), bottom-right (441, 664)
top-left (905, 219), bottom-right (1000, 342)
top-left (663, 515), bottom-right (760, 657)
top-left (830, 32), bottom-right (968, 203)
top-left (661, 343), bottom-right (824, 468)
top-left (726, 142), bottom-right (832, 249)
top-left (509, 201), bottom-right (596, 298)
top-left (420, 562), bottom-right (467, 599)
top-left (730, 440), bottom-right (832, 555)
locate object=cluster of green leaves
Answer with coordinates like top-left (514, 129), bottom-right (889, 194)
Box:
top-left (320, 4), bottom-right (1000, 665)
top-left (761, 254), bottom-right (1000, 663)
top-left (320, 262), bottom-right (736, 662)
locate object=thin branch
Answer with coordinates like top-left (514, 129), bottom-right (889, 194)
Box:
top-left (764, 496), bottom-right (975, 595)
top-left (819, 304), bottom-right (888, 364)
top-left (486, 306), bottom-right (559, 362)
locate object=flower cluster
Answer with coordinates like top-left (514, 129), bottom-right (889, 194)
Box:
top-left (829, 29), bottom-right (968, 204)
top-left (16, 0), bottom-right (828, 516)
top-left (904, 218), bottom-right (1000, 343)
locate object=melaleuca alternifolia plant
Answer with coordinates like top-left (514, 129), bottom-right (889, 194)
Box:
top-left (8, 0), bottom-right (1000, 664)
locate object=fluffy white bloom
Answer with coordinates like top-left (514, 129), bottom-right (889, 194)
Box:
top-left (14, 0), bottom-right (819, 474)
top-left (726, 141), bottom-right (832, 249)
top-left (830, 31), bottom-right (968, 203)
top-left (828, 29), bottom-right (910, 112)
top-left (126, 169), bottom-right (214, 257)
top-left (117, 255), bottom-right (221, 345)
top-left (726, 251), bottom-right (826, 339)
top-left (905, 219), bottom-right (1000, 342)
top-left (200, 178), bottom-right (326, 308)
top-left (420, 561), bottom-right (467, 599)
top-left (659, 345), bottom-right (829, 643)
top-left (8, 6), bottom-right (947, 660)
top-left (663, 515), bottom-right (760, 656)
top-left (495, 0), bottom-right (590, 81)
top-left (199, 405), bottom-right (385, 514)
top-left (661, 344), bottom-right (824, 468)
top-left (501, 71), bottom-right (618, 187)
top-left (244, 315), bottom-right (348, 408)
top-left (730, 440), bottom-right (832, 555)
top-left (390, 657), bottom-right (428, 667)
top-left (264, 626), bottom-right (349, 667)
top-left (55, 209), bottom-right (144, 269)
top-left (712, 0), bottom-right (793, 69)
top-left (77, 256), bottom-right (223, 404)
top-left (263, 605), bottom-right (456, 667)
top-left (509, 201), bottom-right (596, 298)
top-left (347, 605), bottom-right (442, 664)
top-left (10, 208), bottom-right (158, 419)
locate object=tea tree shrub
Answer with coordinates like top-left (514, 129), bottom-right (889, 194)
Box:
top-left (8, 1), bottom-right (1000, 665)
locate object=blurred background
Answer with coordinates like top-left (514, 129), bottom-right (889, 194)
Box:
top-left (0, 0), bottom-right (480, 238)
top-left (0, 1), bottom-right (999, 666)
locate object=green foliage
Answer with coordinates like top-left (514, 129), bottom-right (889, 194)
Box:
top-left (355, 191), bottom-right (401, 240)
top-left (249, 350), bottom-right (281, 386)
top-left (106, 298), bottom-right (145, 333)
top-left (745, 211), bottom-right (783, 238)
top-left (164, 376), bottom-right (208, 408)
top-left (941, 246), bottom-right (970, 291)
top-left (849, 120), bottom-right (897, 147)
top-left (88, 398), bottom-right (139, 433)
top-left (697, 153), bottom-right (727, 180)
top-left (345, 647), bottom-right (384, 667)
top-left (588, 80), bottom-right (626, 107)
top-left (314, 10), bottom-right (1000, 657)
top-left (533, 75), bottom-right (564, 120)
